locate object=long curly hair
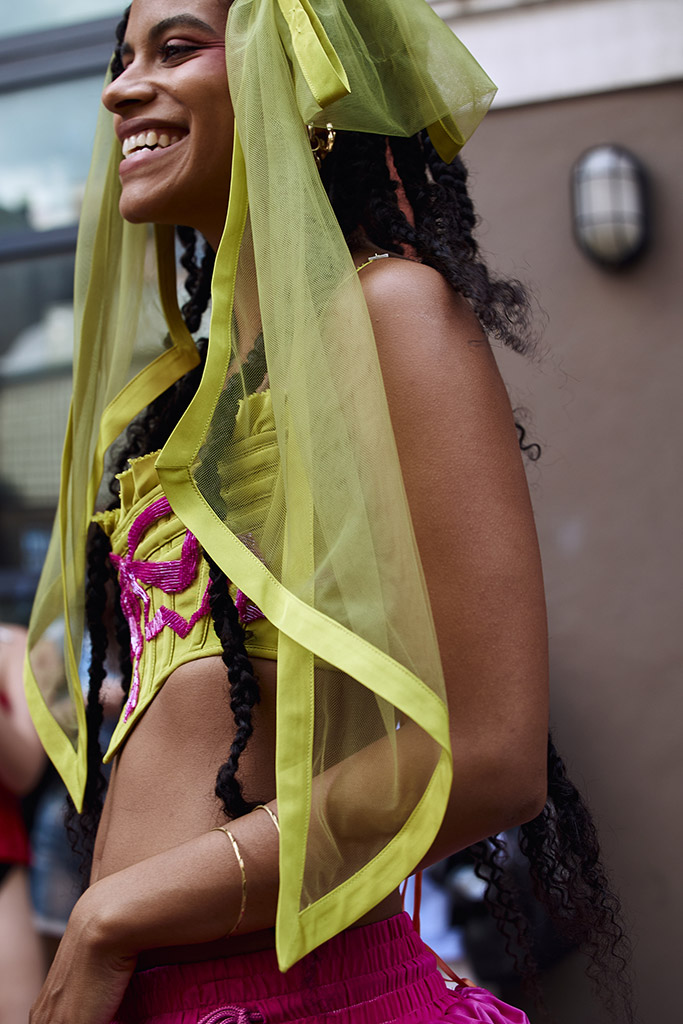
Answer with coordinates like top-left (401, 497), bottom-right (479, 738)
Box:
top-left (69, 7), bottom-right (631, 1021)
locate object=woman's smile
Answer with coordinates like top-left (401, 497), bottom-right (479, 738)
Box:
top-left (120, 127), bottom-right (184, 160)
top-left (102, 0), bottom-right (233, 247)
top-left (117, 119), bottom-right (187, 176)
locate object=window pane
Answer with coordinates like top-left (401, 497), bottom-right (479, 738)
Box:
top-left (0, 76), bottom-right (103, 234)
top-left (0, 249), bottom-right (74, 488)
top-left (0, 250), bottom-right (74, 366)
top-left (1, 1), bottom-right (122, 39)
top-left (0, 370), bottom-right (72, 505)
top-left (0, 251), bottom-right (74, 612)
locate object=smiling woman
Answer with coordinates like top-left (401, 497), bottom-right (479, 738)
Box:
top-left (25, 2), bottom-right (631, 1024)
top-left (103, 3), bottom-right (233, 242)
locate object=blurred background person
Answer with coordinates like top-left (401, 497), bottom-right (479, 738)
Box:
top-left (0, 623), bottom-right (44, 1024)
top-left (29, 623), bottom-right (123, 966)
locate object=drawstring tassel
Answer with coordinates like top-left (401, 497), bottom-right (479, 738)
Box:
top-left (197, 1007), bottom-right (264, 1024)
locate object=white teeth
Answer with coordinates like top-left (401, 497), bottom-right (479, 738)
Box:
top-left (121, 129), bottom-right (183, 158)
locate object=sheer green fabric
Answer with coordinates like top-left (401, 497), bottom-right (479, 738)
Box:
top-left (25, 0), bottom-right (496, 968)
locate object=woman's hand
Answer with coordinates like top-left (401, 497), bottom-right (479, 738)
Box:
top-left (29, 886), bottom-right (137, 1024)
top-left (31, 821), bottom-right (280, 1023)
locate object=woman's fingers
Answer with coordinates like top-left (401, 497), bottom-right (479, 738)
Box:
top-left (29, 946), bottom-right (136, 1024)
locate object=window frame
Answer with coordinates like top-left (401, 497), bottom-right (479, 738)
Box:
top-left (0, 15), bottom-right (118, 94)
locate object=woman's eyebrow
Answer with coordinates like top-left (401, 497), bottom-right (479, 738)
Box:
top-left (150, 14), bottom-right (220, 39)
top-left (121, 14), bottom-right (221, 54)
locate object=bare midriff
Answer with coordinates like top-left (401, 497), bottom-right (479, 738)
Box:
top-left (90, 654), bottom-right (401, 969)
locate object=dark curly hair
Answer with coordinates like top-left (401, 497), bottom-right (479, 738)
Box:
top-left (69, 7), bottom-right (631, 1021)
top-left (467, 736), bottom-right (634, 1021)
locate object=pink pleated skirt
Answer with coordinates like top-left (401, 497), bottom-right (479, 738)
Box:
top-left (112, 912), bottom-right (529, 1024)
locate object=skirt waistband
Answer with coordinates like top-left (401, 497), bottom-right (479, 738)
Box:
top-left (114, 912), bottom-right (445, 1024)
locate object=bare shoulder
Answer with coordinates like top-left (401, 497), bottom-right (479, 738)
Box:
top-left (0, 623), bottom-right (27, 644)
top-left (358, 256), bottom-right (483, 350)
top-left (357, 262), bottom-right (547, 797)
top-left (358, 257), bottom-right (515, 445)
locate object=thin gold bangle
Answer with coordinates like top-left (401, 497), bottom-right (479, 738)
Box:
top-left (211, 826), bottom-right (247, 935)
top-left (254, 803), bottom-right (280, 834)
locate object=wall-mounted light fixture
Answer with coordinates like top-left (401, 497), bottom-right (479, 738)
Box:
top-left (571, 145), bottom-right (649, 268)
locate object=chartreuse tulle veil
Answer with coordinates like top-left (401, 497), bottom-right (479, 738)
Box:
top-left (25, 0), bottom-right (495, 969)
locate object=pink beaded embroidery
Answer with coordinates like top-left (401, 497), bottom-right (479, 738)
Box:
top-left (110, 496), bottom-right (264, 722)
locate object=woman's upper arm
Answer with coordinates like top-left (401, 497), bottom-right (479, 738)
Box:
top-left (360, 260), bottom-right (548, 807)
top-left (0, 625), bottom-right (45, 793)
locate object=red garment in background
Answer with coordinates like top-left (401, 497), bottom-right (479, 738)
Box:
top-left (0, 691), bottom-right (31, 865)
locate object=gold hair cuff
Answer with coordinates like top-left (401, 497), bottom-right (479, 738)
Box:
top-left (211, 827), bottom-right (247, 936)
top-left (307, 123), bottom-right (336, 169)
top-left (254, 803), bottom-right (280, 834)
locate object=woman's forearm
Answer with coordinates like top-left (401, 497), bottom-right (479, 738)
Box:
top-left (84, 806), bottom-right (280, 954)
top-left (29, 801), bottom-right (282, 1024)
top-left (87, 717), bottom-right (544, 959)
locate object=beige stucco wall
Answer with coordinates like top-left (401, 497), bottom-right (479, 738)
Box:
top-left (463, 82), bottom-right (683, 1020)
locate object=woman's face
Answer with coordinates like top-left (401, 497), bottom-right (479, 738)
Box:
top-left (102, 0), bottom-right (233, 249)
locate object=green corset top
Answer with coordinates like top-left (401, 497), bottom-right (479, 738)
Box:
top-left (94, 391), bottom-right (279, 763)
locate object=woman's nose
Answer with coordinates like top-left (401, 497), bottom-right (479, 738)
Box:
top-left (102, 64), bottom-right (156, 113)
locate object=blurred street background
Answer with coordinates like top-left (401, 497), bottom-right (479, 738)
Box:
top-left (0, 2), bottom-right (681, 1021)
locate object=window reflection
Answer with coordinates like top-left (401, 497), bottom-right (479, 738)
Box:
top-left (0, 252), bottom-right (74, 365)
top-left (0, 252), bottom-right (74, 609)
top-left (0, 366), bottom-right (72, 504)
top-left (2, 1), bottom-right (122, 39)
top-left (0, 76), bottom-right (103, 233)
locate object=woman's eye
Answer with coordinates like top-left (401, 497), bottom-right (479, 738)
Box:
top-left (160, 42), bottom-right (198, 63)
